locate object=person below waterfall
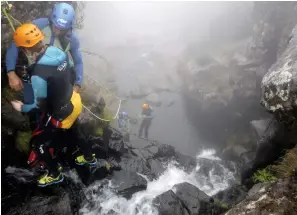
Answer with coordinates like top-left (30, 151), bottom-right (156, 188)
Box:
top-left (138, 103), bottom-right (154, 139)
top-left (10, 23), bottom-right (96, 187)
top-left (6, 2), bottom-right (83, 130)
top-left (117, 111), bottom-right (131, 142)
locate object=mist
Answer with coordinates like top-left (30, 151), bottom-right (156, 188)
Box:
top-left (77, 1), bottom-right (255, 155)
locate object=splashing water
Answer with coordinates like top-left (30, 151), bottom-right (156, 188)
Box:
top-left (5, 166), bottom-right (35, 183)
top-left (80, 148), bottom-right (235, 215)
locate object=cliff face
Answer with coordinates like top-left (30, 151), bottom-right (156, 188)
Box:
top-left (178, 2), bottom-right (297, 160)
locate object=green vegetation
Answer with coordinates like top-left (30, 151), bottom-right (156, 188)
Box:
top-left (215, 200), bottom-right (229, 210)
top-left (15, 131), bottom-right (31, 154)
top-left (271, 148), bottom-right (297, 178)
top-left (252, 148), bottom-right (297, 183)
top-left (252, 168), bottom-right (277, 183)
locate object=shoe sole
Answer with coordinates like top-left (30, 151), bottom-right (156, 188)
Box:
top-left (75, 159), bottom-right (97, 166)
top-left (37, 175), bottom-right (64, 188)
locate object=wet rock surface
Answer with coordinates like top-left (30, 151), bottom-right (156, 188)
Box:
top-left (153, 190), bottom-right (191, 215)
top-left (172, 182), bottom-right (215, 215)
top-left (1, 113), bottom-right (209, 215)
top-left (225, 176), bottom-right (297, 215)
top-left (110, 170), bottom-right (148, 199)
top-left (152, 182), bottom-right (227, 215)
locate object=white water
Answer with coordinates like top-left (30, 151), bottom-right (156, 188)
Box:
top-left (80, 149), bottom-right (235, 215)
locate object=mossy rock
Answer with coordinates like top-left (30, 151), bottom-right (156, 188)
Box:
top-left (94, 107), bottom-right (115, 136)
top-left (15, 131), bottom-right (31, 154)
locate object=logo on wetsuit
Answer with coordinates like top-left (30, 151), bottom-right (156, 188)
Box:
top-left (57, 61), bottom-right (67, 72)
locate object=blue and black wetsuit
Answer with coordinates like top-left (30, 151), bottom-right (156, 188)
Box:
top-left (6, 18), bottom-right (84, 131)
top-left (27, 46), bottom-right (92, 177)
top-left (138, 106), bottom-right (153, 139)
top-left (24, 46), bottom-right (73, 118)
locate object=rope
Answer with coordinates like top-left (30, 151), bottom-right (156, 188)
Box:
top-left (82, 72), bottom-right (122, 122)
top-left (2, 3), bottom-right (122, 123)
top-left (81, 50), bottom-right (134, 77)
top-left (1, 4), bottom-right (17, 31)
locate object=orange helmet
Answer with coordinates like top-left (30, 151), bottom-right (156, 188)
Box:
top-left (13, 23), bottom-right (44, 47)
top-left (142, 103), bottom-right (149, 109)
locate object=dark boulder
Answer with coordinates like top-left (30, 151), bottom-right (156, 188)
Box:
top-left (153, 190), bottom-right (190, 215)
top-left (214, 184), bottom-right (248, 207)
top-left (111, 170), bottom-right (147, 199)
top-left (172, 182), bottom-right (225, 215)
top-left (3, 176), bottom-right (87, 215)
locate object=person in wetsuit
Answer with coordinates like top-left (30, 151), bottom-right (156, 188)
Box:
top-left (6, 3), bottom-right (83, 131)
top-left (10, 23), bottom-right (95, 187)
top-left (138, 103), bottom-right (153, 139)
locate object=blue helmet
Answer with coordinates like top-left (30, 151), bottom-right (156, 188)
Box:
top-left (120, 111), bottom-right (128, 118)
top-left (51, 3), bottom-right (75, 30)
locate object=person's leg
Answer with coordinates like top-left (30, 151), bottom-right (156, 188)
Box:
top-left (23, 83), bottom-right (41, 131)
top-left (70, 121), bottom-right (97, 166)
top-left (144, 120), bottom-right (152, 139)
top-left (33, 124), bottom-right (64, 187)
top-left (23, 82), bottom-right (34, 104)
top-left (138, 120), bottom-right (145, 137)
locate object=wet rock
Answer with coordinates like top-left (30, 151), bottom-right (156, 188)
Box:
top-left (222, 144), bottom-right (252, 163)
top-left (3, 175), bottom-right (86, 215)
top-left (249, 2), bottom-right (297, 66)
top-left (225, 176), bottom-right (297, 215)
top-left (111, 170), bottom-right (147, 199)
top-left (118, 156), bottom-right (152, 178)
top-left (108, 138), bottom-right (125, 153)
top-left (175, 151), bottom-right (197, 171)
top-left (214, 184), bottom-right (248, 206)
top-left (153, 190), bottom-right (190, 215)
top-left (7, 194), bottom-right (72, 215)
top-left (155, 144), bottom-right (175, 158)
top-left (148, 159), bottom-right (166, 178)
top-left (241, 117), bottom-right (297, 186)
top-left (179, 49), bottom-right (267, 149)
top-left (172, 182), bottom-right (217, 215)
top-left (250, 118), bottom-right (273, 138)
top-left (260, 24), bottom-right (297, 128)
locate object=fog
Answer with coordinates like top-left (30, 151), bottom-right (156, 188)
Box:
top-left (80, 2), bottom-right (253, 51)
top-left (77, 1), bottom-right (255, 155)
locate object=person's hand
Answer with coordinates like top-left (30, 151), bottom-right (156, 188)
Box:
top-left (8, 71), bottom-right (24, 91)
top-left (73, 84), bottom-right (81, 93)
top-left (11, 100), bottom-right (24, 112)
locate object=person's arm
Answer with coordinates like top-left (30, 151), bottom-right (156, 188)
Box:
top-left (6, 42), bottom-right (18, 73)
top-left (6, 18), bottom-right (49, 74)
top-left (21, 75), bottom-right (47, 113)
top-left (69, 33), bottom-right (83, 86)
top-left (147, 108), bottom-right (154, 119)
top-left (32, 18), bottom-right (50, 30)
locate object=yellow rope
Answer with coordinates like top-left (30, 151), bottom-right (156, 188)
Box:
top-left (1, 7), bottom-right (16, 31)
